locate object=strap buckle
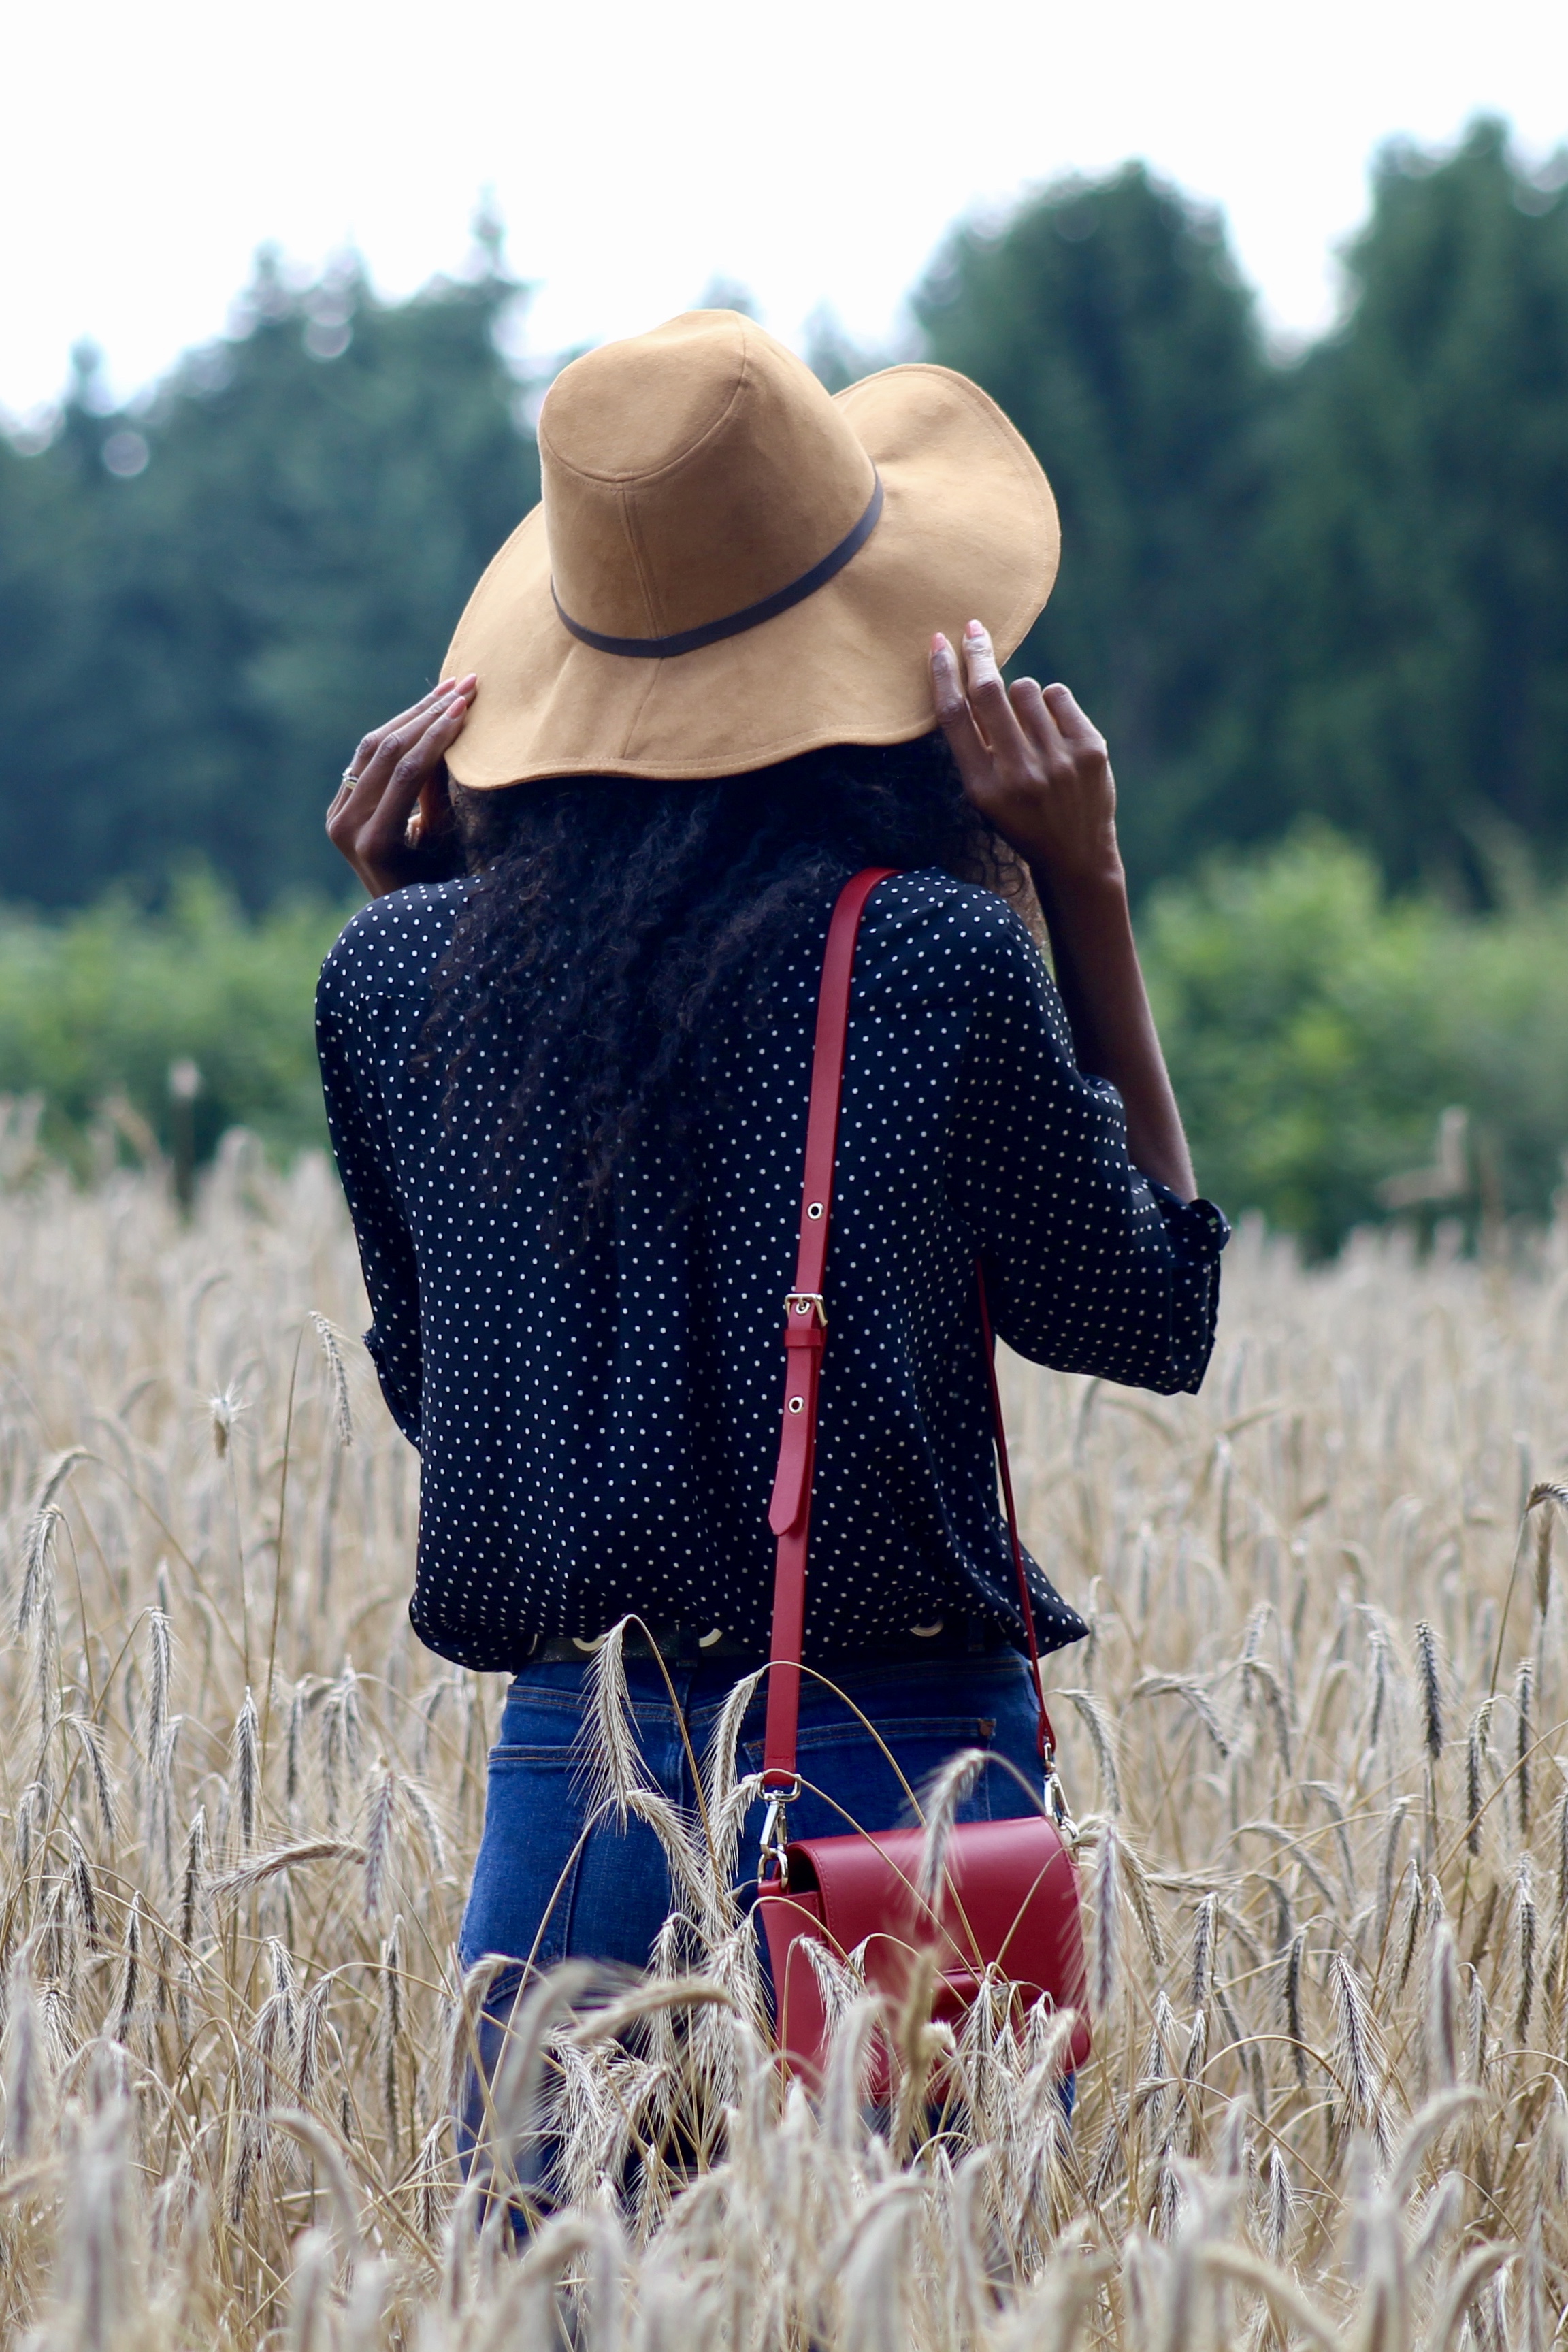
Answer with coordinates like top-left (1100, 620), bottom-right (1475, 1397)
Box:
top-left (784, 1292), bottom-right (827, 1327)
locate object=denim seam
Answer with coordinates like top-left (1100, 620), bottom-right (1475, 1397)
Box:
top-left (488, 1748), bottom-right (583, 1765)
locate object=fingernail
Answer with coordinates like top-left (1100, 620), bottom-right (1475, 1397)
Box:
top-left (931, 633), bottom-right (949, 655)
top-left (965, 619), bottom-right (985, 640)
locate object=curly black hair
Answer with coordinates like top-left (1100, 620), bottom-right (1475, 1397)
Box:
top-left (420, 733), bottom-right (1024, 1240)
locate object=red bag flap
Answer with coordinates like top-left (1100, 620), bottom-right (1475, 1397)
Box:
top-left (759, 1814), bottom-right (1091, 2091)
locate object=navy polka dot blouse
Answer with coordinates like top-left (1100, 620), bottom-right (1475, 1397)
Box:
top-left (316, 868), bottom-right (1228, 1671)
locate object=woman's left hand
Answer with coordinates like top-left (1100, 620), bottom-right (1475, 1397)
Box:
top-left (930, 623), bottom-right (1123, 895)
top-left (327, 676), bottom-right (476, 897)
top-left (931, 619), bottom-right (1197, 1198)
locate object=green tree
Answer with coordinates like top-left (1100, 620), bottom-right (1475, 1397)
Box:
top-left (1254, 120), bottom-right (1568, 894)
top-left (1143, 827), bottom-right (1568, 1252)
top-left (0, 347), bottom-right (126, 894)
top-left (0, 247), bottom-right (540, 907)
top-left (915, 166), bottom-right (1272, 889)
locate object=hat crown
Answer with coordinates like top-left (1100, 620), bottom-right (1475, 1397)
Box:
top-left (540, 312), bottom-right (877, 645)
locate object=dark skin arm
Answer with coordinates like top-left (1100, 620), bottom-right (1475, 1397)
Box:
top-left (931, 619), bottom-right (1197, 1203)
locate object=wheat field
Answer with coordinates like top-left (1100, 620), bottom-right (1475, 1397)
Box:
top-left (2, 1120), bottom-right (1567, 2351)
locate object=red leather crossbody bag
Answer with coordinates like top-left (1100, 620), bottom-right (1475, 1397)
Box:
top-left (753, 867), bottom-right (1092, 2095)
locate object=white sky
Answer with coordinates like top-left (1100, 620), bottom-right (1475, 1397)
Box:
top-left (3, 0), bottom-right (1566, 423)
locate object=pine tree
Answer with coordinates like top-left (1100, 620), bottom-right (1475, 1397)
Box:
top-left (915, 165), bottom-right (1272, 888)
top-left (0, 246), bottom-right (539, 905)
top-left (1256, 119), bottom-right (1568, 894)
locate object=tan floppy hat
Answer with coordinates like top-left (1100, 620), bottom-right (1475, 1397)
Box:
top-left (442, 309), bottom-right (1060, 789)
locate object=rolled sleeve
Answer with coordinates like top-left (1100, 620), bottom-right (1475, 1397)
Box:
top-left (949, 909), bottom-right (1228, 1396)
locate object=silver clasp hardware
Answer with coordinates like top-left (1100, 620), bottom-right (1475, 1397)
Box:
top-left (1043, 1752), bottom-right (1081, 1848)
top-left (785, 1292), bottom-right (827, 1327)
top-left (759, 1774), bottom-right (802, 1886)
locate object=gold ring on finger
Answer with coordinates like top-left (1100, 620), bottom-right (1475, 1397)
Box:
top-left (340, 766), bottom-right (361, 787)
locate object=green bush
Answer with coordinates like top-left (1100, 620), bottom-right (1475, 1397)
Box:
top-left (1143, 827), bottom-right (1568, 1252)
top-left (0, 872), bottom-right (346, 1166)
top-left (3, 837), bottom-right (1566, 1256)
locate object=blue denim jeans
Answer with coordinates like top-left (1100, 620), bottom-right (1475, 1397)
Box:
top-left (458, 1648), bottom-right (1051, 1982)
top-left (457, 1649), bottom-right (1070, 2208)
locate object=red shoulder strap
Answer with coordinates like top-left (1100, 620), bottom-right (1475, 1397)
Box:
top-left (761, 869), bottom-right (1057, 1793)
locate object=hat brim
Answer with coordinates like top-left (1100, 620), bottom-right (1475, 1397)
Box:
top-left (442, 363), bottom-right (1060, 789)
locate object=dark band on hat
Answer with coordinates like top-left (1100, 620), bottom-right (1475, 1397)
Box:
top-left (551, 472), bottom-right (885, 659)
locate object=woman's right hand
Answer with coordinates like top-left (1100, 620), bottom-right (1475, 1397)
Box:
top-left (327, 676), bottom-right (477, 898)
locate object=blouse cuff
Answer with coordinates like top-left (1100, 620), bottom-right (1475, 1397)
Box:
top-left (1145, 1181), bottom-right (1232, 1263)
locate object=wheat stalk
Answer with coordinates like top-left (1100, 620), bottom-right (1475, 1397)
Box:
top-left (0, 1165), bottom-right (1563, 2349)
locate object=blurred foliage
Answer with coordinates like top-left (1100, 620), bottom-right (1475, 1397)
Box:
top-left (1145, 828), bottom-right (1568, 1253)
top-left (1249, 120), bottom-right (1568, 895)
top-left (0, 873), bottom-right (344, 1166)
top-left (0, 237), bottom-right (538, 909)
top-left (915, 163), bottom-right (1270, 891)
top-left (1, 836), bottom-right (1565, 1256)
top-left (916, 121), bottom-right (1568, 900)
